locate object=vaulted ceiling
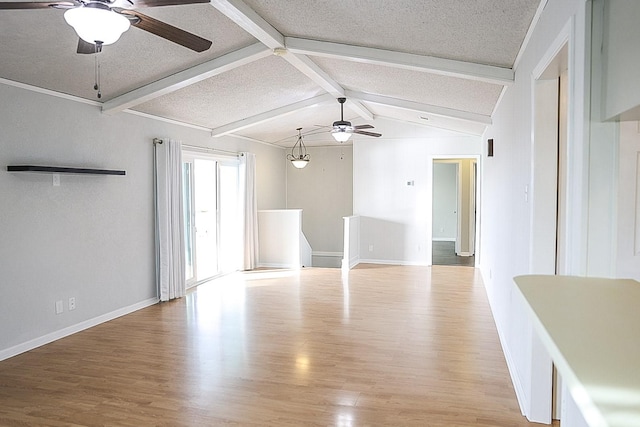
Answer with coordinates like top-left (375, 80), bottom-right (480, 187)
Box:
top-left (0, 0), bottom-right (543, 147)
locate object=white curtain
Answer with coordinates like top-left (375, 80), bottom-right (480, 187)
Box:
top-left (239, 152), bottom-right (259, 270)
top-left (154, 139), bottom-right (186, 301)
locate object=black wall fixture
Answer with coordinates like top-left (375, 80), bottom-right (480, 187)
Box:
top-left (487, 139), bottom-right (494, 157)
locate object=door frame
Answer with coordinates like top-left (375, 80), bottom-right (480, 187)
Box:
top-left (429, 155), bottom-right (481, 266)
top-left (182, 149), bottom-right (240, 288)
top-left (527, 20), bottom-right (572, 424)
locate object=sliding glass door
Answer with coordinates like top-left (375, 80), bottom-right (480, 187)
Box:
top-left (183, 152), bottom-right (240, 288)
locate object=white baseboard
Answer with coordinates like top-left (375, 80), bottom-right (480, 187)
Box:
top-left (257, 262), bottom-right (301, 269)
top-left (499, 324), bottom-right (528, 417)
top-left (358, 259), bottom-right (429, 267)
top-left (342, 256), bottom-right (360, 271)
top-left (480, 269), bottom-right (528, 417)
top-left (312, 251), bottom-right (343, 258)
top-left (0, 297), bottom-right (158, 362)
top-left (432, 237), bottom-right (456, 242)
top-left (457, 252), bottom-right (474, 257)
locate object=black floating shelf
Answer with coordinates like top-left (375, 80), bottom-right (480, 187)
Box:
top-left (7, 165), bottom-right (126, 176)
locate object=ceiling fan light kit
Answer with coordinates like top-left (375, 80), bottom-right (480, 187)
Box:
top-left (287, 128), bottom-right (310, 169)
top-left (64, 3), bottom-right (130, 45)
top-left (331, 97), bottom-right (381, 142)
top-left (331, 128), bottom-right (352, 142)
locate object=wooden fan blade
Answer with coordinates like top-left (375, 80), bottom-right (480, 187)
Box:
top-left (354, 130), bottom-right (382, 137)
top-left (76, 38), bottom-right (101, 54)
top-left (353, 124), bottom-right (374, 130)
top-left (118, 9), bottom-right (212, 52)
top-left (123, 0), bottom-right (211, 8)
top-left (0, 1), bottom-right (75, 9)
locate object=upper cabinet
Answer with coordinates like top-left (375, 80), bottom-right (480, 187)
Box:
top-left (602, 0), bottom-right (640, 121)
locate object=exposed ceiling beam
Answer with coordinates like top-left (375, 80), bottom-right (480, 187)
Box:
top-left (102, 42), bottom-right (270, 115)
top-left (209, 0), bottom-right (374, 121)
top-left (209, 0), bottom-right (284, 49)
top-left (346, 90), bottom-right (492, 125)
top-left (211, 93), bottom-right (335, 137)
top-left (281, 53), bottom-right (373, 121)
top-left (286, 37), bottom-right (514, 86)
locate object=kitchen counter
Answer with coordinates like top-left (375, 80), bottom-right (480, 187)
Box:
top-left (514, 275), bottom-right (640, 427)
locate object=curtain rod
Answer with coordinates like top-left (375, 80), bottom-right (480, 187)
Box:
top-left (152, 139), bottom-right (240, 157)
top-left (181, 144), bottom-right (240, 156)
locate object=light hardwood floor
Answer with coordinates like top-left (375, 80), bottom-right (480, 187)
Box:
top-left (0, 265), bottom-right (550, 426)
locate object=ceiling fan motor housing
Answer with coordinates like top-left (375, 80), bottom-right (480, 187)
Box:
top-left (332, 120), bottom-right (352, 129)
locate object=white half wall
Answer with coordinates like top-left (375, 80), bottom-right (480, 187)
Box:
top-left (342, 215), bottom-right (360, 271)
top-left (257, 209), bottom-right (306, 269)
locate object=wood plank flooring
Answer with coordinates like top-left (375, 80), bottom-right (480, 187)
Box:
top-left (0, 265), bottom-right (546, 426)
top-left (432, 241), bottom-right (475, 267)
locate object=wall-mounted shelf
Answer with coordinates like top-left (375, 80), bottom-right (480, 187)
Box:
top-left (7, 165), bottom-right (126, 176)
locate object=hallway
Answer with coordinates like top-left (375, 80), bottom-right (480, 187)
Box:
top-left (432, 241), bottom-right (475, 267)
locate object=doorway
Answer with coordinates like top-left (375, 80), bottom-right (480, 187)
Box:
top-left (529, 42), bottom-right (569, 423)
top-left (183, 152), bottom-right (240, 288)
top-left (432, 158), bottom-right (477, 267)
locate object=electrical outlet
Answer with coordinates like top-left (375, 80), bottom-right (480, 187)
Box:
top-left (368, 244), bottom-right (374, 252)
top-left (52, 174), bottom-right (60, 187)
top-left (69, 297), bottom-right (76, 311)
top-left (55, 300), bottom-right (63, 314)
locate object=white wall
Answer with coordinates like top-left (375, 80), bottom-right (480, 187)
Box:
top-left (0, 83), bottom-right (286, 358)
top-left (432, 162), bottom-right (457, 241)
top-left (353, 118), bottom-right (481, 266)
top-left (286, 145), bottom-right (353, 267)
top-left (477, 0), bottom-right (621, 422)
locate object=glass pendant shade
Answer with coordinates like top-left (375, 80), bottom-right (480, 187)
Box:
top-left (331, 129), bottom-right (352, 142)
top-left (291, 159), bottom-right (309, 169)
top-left (64, 5), bottom-right (131, 45)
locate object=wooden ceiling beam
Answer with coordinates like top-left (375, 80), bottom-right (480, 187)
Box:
top-left (286, 37), bottom-right (514, 86)
top-left (102, 43), bottom-right (270, 115)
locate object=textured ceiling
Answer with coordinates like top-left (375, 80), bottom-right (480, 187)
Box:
top-left (133, 55), bottom-right (325, 129)
top-left (0, 0), bottom-right (542, 146)
top-left (242, 0), bottom-right (539, 67)
top-left (312, 57), bottom-right (502, 116)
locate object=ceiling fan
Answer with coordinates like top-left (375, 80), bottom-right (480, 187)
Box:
top-left (331, 97), bottom-right (381, 142)
top-left (0, 0), bottom-right (213, 54)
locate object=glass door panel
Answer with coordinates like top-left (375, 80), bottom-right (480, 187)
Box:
top-left (194, 158), bottom-right (218, 281)
top-left (183, 161), bottom-right (196, 286)
top-left (219, 163), bottom-right (240, 273)
top-left (182, 152), bottom-right (240, 287)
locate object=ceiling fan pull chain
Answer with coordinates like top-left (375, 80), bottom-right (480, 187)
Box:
top-left (94, 43), bottom-right (102, 99)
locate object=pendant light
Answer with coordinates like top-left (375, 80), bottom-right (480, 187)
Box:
top-left (287, 128), bottom-right (310, 169)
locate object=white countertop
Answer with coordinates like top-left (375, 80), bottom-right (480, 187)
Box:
top-left (514, 275), bottom-right (640, 427)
